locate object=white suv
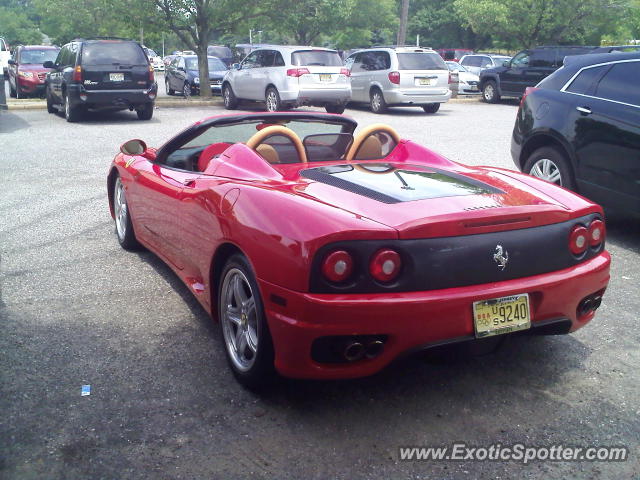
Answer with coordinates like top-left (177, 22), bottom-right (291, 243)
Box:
top-left (345, 46), bottom-right (451, 113)
top-left (1, 38), bottom-right (10, 74)
top-left (222, 45), bottom-right (351, 113)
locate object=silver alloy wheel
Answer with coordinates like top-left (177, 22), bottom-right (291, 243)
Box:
top-left (371, 92), bottom-right (382, 111)
top-left (64, 95), bottom-right (70, 118)
top-left (529, 158), bottom-right (563, 185)
top-left (266, 90), bottom-right (278, 111)
top-left (483, 84), bottom-right (494, 101)
top-left (220, 268), bottom-right (258, 372)
top-left (183, 83), bottom-right (191, 97)
top-left (114, 178), bottom-right (128, 241)
top-left (223, 87), bottom-right (231, 106)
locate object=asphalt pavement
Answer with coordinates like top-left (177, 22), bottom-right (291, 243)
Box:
top-left (1, 100), bottom-right (638, 479)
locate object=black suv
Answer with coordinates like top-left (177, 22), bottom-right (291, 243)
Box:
top-left (511, 52), bottom-right (640, 216)
top-left (44, 38), bottom-right (157, 122)
top-left (480, 46), bottom-right (594, 103)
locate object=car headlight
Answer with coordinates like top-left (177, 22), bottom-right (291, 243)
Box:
top-left (18, 71), bottom-right (34, 78)
top-left (194, 77), bottom-right (199, 85)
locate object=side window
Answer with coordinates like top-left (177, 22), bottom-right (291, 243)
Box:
top-left (530, 49), bottom-right (555, 68)
top-left (274, 51), bottom-right (285, 67)
top-left (360, 52), bottom-right (377, 71)
top-left (68, 43), bottom-right (79, 66)
top-left (344, 55), bottom-right (356, 70)
top-left (565, 65), bottom-right (608, 95)
top-left (0, 38), bottom-right (6, 51)
top-left (511, 51), bottom-right (530, 68)
top-left (373, 51), bottom-right (391, 70)
top-left (258, 50), bottom-right (275, 67)
top-left (242, 51), bottom-right (260, 68)
top-left (480, 56), bottom-right (494, 68)
top-left (464, 56), bottom-right (482, 67)
top-left (54, 47), bottom-right (66, 66)
top-left (350, 53), bottom-right (365, 73)
top-left (178, 57), bottom-right (185, 70)
top-left (594, 62), bottom-right (640, 106)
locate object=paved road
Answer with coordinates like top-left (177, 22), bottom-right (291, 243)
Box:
top-left (1, 103), bottom-right (638, 479)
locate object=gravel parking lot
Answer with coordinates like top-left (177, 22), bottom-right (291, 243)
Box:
top-left (1, 101), bottom-right (638, 479)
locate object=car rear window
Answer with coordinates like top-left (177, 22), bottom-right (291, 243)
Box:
top-left (82, 42), bottom-right (147, 66)
top-left (207, 46), bottom-right (232, 58)
top-left (185, 57), bottom-right (228, 71)
top-left (292, 50), bottom-right (342, 67)
top-left (397, 53), bottom-right (447, 70)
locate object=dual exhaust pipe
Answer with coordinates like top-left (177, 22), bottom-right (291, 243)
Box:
top-left (344, 340), bottom-right (384, 362)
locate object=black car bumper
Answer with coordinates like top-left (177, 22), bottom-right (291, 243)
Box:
top-left (68, 83), bottom-right (157, 110)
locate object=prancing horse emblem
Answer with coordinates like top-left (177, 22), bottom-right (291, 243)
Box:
top-left (493, 245), bottom-right (509, 270)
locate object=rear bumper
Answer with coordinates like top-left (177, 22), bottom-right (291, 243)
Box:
top-left (260, 251), bottom-right (610, 379)
top-left (68, 83), bottom-right (158, 109)
top-left (384, 88), bottom-right (451, 105)
top-left (281, 86), bottom-right (351, 105)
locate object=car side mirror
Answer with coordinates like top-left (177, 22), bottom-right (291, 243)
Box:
top-left (43, 60), bottom-right (55, 69)
top-left (8, 59), bottom-right (15, 66)
top-left (120, 139), bottom-right (156, 161)
top-left (232, 63), bottom-right (241, 70)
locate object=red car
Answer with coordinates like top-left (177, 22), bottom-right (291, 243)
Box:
top-left (7, 45), bottom-right (60, 98)
top-left (108, 112), bottom-right (610, 387)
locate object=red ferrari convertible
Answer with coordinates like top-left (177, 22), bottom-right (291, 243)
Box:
top-left (108, 112), bottom-right (610, 386)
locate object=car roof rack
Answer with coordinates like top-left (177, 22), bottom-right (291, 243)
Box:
top-left (72, 36), bottom-right (133, 42)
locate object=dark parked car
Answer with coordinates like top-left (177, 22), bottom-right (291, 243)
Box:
top-left (207, 45), bottom-right (233, 66)
top-left (511, 51), bottom-right (640, 216)
top-left (480, 46), bottom-right (595, 103)
top-left (165, 55), bottom-right (228, 97)
top-left (44, 38), bottom-right (157, 122)
top-left (7, 45), bottom-right (59, 98)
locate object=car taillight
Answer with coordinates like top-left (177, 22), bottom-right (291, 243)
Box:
top-left (340, 68), bottom-right (350, 77)
top-left (388, 71), bottom-right (400, 84)
top-left (369, 249), bottom-right (402, 283)
top-left (148, 65), bottom-right (154, 83)
top-left (588, 219), bottom-right (605, 247)
top-left (569, 225), bottom-right (589, 255)
top-left (520, 86), bottom-right (538, 108)
top-left (286, 68), bottom-right (310, 77)
top-left (72, 65), bottom-right (82, 83)
top-left (321, 250), bottom-right (353, 283)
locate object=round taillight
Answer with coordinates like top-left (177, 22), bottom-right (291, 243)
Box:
top-left (369, 249), bottom-right (402, 283)
top-left (588, 219), bottom-right (605, 247)
top-left (569, 225), bottom-right (589, 255)
top-left (321, 250), bottom-right (353, 283)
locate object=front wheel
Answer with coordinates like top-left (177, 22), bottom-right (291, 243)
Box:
top-left (219, 254), bottom-right (275, 388)
top-left (370, 88), bottom-right (387, 114)
top-left (46, 86), bottom-right (56, 113)
top-left (136, 103), bottom-right (154, 120)
top-left (422, 103), bottom-right (440, 114)
top-left (112, 176), bottom-right (142, 250)
top-left (523, 146), bottom-right (575, 190)
top-left (265, 87), bottom-right (281, 112)
top-left (482, 81), bottom-right (500, 103)
top-left (325, 104), bottom-right (345, 114)
top-left (222, 84), bottom-right (238, 109)
top-left (183, 82), bottom-right (191, 98)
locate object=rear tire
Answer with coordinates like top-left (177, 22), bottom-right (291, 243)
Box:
top-left (325, 104), bottom-right (345, 114)
top-left (46, 86), bottom-right (56, 114)
top-left (422, 103), bottom-right (440, 114)
top-left (523, 146), bottom-right (575, 190)
top-left (482, 80), bottom-right (500, 103)
top-left (265, 87), bottom-right (281, 112)
top-left (370, 88), bottom-right (387, 114)
top-left (183, 82), bottom-right (191, 98)
top-left (63, 93), bottom-right (81, 122)
top-left (223, 84), bottom-right (238, 109)
top-left (136, 103), bottom-right (154, 120)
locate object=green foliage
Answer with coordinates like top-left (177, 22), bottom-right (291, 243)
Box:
top-left (0, 5), bottom-right (41, 45)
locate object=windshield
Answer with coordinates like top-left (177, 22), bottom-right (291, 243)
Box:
top-left (146, 49), bottom-right (158, 58)
top-left (292, 50), bottom-right (342, 67)
top-left (82, 42), bottom-right (148, 66)
top-left (447, 62), bottom-right (466, 72)
top-left (20, 49), bottom-right (59, 64)
top-left (207, 46), bottom-right (232, 58)
top-left (185, 57), bottom-right (228, 71)
top-left (397, 52), bottom-right (447, 70)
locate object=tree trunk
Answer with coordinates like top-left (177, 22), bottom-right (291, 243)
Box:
top-left (397, 0), bottom-right (410, 46)
top-left (196, 39), bottom-right (212, 98)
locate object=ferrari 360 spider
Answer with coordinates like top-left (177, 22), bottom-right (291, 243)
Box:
top-left (108, 112), bottom-right (610, 387)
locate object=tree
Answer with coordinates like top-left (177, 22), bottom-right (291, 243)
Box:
top-left (0, 5), bottom-right (41, 45)
top-left (397, 0), bottom-right (409, 45)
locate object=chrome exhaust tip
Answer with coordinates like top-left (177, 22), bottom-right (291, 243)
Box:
top-left (365, 340), bottom-right (384, 359)
top-left (344, 342), bottom-right (365, 362)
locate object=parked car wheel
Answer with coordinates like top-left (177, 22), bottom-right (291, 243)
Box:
top-left (325, 104), bottom-right (345, 114)
top-left (46, 86), bottom-right (56, 114)
top-left (165, 78), bottom-right (175, 96)
top-left (136, 103), bottom-right (154, 120)
top-left (422, 103), bottom-right (440, 114)
top-left (218, 254), bottom-right (275, 388)
top-left (265, 87), bottom-right (281, 112)
top-left (63, 93), bottom-right (81, 122)
top-left (113, 176), bottom-right (142, 250)
top-left (524, 146), bottom-right (575, 190)
top-left (482, 81), bottom-right (500, 103)
top-left (183, 82), bottom-right (191, 98)
top-left (370, 88), bottom-right (388, 114)
top-left (223, 84), bottom-right (238, 110)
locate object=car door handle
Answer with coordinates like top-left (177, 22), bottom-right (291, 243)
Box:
top-left (576, 106), bottom-right (592, 115)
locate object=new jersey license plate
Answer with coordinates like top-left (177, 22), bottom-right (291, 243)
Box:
top-left (473, 293), bottom-right (531, 338)
top-left (319, 74), bottom-right (332, 82)
top-left (110, 73), bottom-right (125, 82)
top-left (418, 78), bottom-right (434, 86)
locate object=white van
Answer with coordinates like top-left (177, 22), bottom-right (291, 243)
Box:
top-left (1, 38), bottom-right (10, 74)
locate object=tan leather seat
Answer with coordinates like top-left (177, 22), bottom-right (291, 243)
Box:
top-left (355, 135), bottom-right (383, 159)
top-left (256, 143), bottom-right (280, 164)
top-left (346, 123), bottom-right (401, 161)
